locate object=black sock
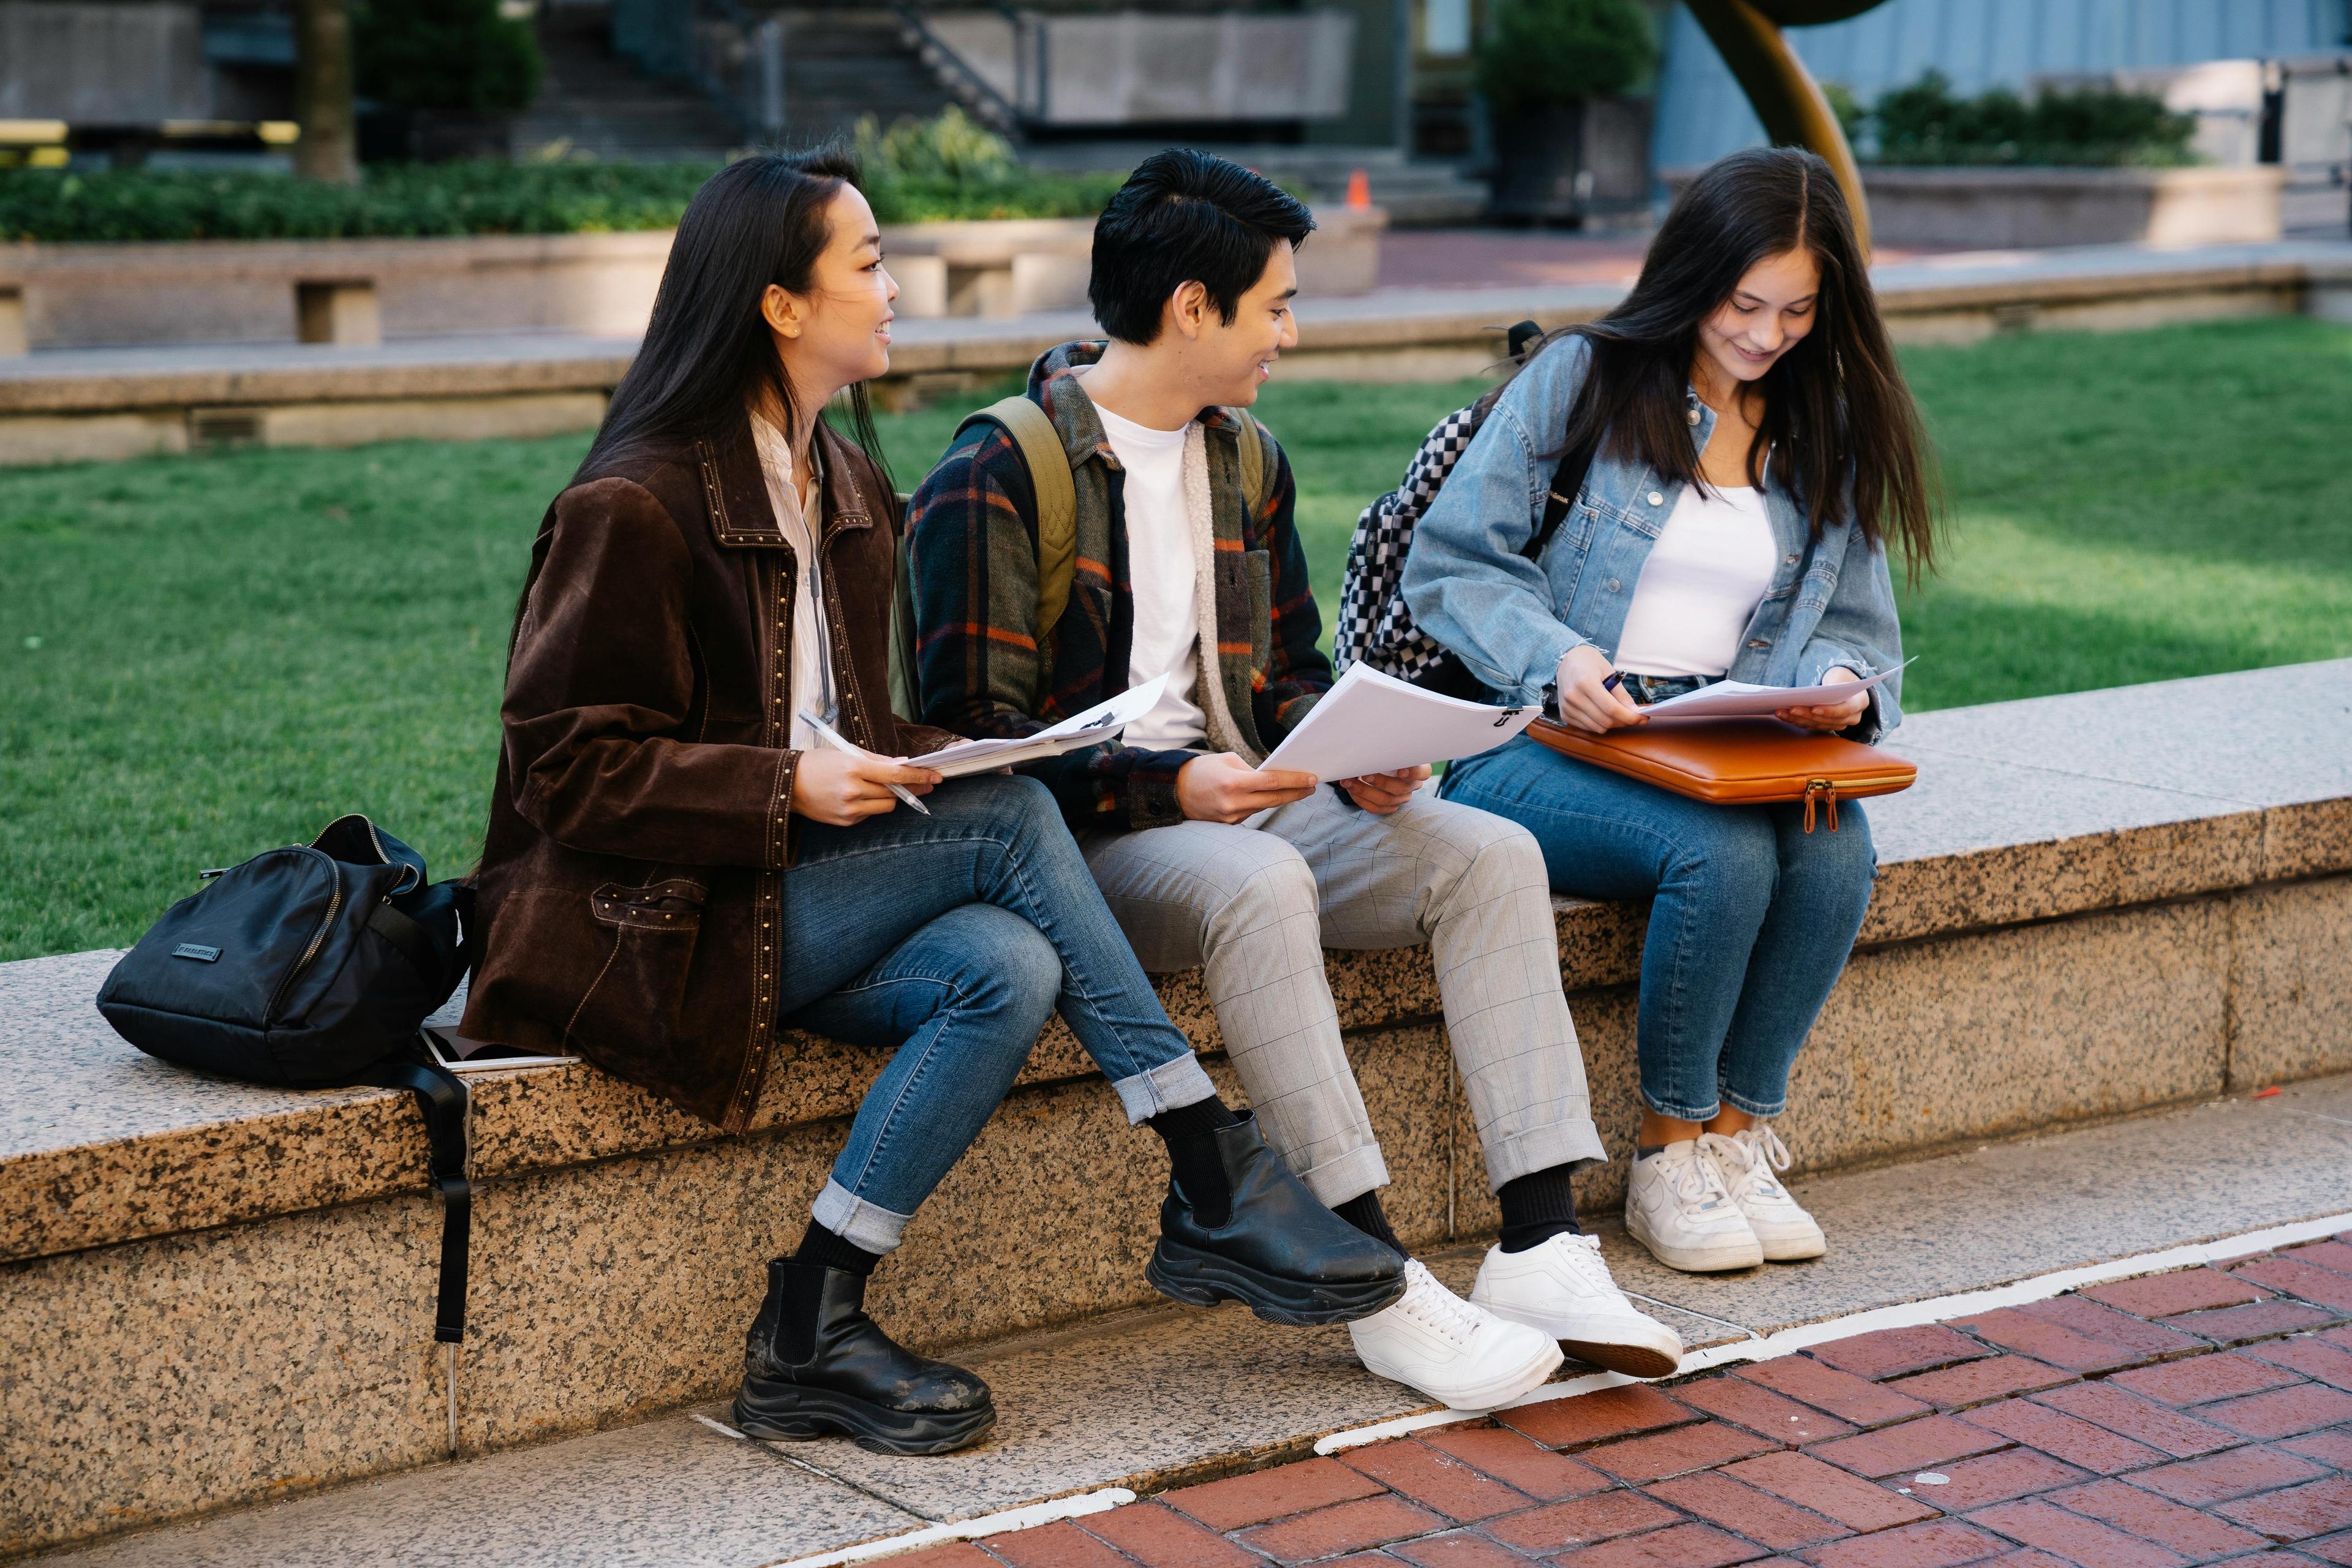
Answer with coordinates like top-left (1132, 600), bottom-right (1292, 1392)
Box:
top-left (1335, 1190), bottom-right (1403, 1253)
top-left (1148, 1096), bottom-right (1242, 1227)
top-left (794, 1219), bottom-right (881, 1278)
top-left (1635, 1143), bottom-right (1667, 1160)
top-left (1496, 1164), bottom-right (1581, 1254)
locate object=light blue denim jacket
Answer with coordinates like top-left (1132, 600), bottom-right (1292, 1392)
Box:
top-left (1400, 336), bottom-right (1905, 742)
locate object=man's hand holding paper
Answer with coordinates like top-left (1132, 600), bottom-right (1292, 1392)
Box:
top-left (1256, 663), bottom-right (1541, 788)
top-left (1176, 752), bottom-right (1321, 823)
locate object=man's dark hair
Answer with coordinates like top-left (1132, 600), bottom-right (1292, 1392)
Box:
top-left (1089, 149), bottom-right (1315, 345)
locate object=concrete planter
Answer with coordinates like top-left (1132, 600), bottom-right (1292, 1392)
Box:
top-left (0, 204), bottom-right (1385, 351)
top-left (1861, 166), bottom-right (2288, 249)
top-left (1662, 164), bottom-right (2286, 250)
top-left (0, 232), bottom-right (675, 352)
top-left (1488, 97), bottom-right (1655, 228)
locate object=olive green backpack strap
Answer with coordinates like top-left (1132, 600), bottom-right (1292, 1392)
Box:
top-left (1221, 407), bottom-right (1277, 521)
top-left (956, 394), bottom-right (1079, 644)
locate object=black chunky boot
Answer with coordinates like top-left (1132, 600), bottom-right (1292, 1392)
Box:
top-left (731, 1258), bottom-right (995, 1455)
top-left (1147, 1111), bottom-right (1406, 1326)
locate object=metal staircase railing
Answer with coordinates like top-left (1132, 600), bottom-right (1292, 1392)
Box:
top-left (891, 3), bottom-right (1025, 134)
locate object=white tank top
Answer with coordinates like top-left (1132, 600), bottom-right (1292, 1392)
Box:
top-left (1612, 483), bottom-right (1777, 679)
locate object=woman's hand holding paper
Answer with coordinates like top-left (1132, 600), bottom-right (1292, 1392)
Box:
top-left (1774, 668), bottom-right (1870, 733)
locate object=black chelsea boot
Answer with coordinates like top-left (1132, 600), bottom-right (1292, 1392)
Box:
top-left (732, 1257), bottom-right (995, 1455)
top-left (1147, 1110), bottom-right (1406, 1325)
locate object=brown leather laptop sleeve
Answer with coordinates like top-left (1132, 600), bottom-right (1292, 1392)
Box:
top-left (1521, 717), bottom-right (1917, 832)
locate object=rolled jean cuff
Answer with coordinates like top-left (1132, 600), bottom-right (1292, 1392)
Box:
top-left (1109, 1052), bottom-right (1218, 1124)
top-left (1641, 1088), bottom-right (1722, 1123)
top-left (1295, 1143), bottom-right (1392, 1210)
top-left (811, 1179), bottom-right (914, 1256)
top-left (1719, 1085), bottom-right (1789, 1119)
top-left (1481, 1116), bottom-right (1610, 1193)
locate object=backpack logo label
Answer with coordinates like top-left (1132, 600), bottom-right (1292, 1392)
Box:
top-left (172, 943), bottom-right (222, 962)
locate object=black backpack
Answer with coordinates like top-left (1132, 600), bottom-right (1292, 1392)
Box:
top-left (1334, 320), bottom-right (1596, 701)
top-left (97, 814), bottom-right (477, 1349)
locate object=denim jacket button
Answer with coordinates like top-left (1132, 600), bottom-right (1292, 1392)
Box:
top-left (1686, 409), bottom-right (1700, 426)
top-left (1606, 578), bottom-right (1622, 592)
top-left (1647, 491), bottom-right (1664, 506)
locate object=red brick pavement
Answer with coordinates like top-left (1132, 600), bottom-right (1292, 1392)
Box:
top-left (911, 1235), bottom-right (2352, 1568)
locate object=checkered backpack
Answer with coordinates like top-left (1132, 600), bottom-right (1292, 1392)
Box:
top-left (1335, 322), bottom-right (1596, 695)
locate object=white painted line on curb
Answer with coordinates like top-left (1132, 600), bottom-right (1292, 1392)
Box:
top-left (1321, 1206), bottom-right (2352, 1455)
top-left (786, 1205), bottom-right (2352, 1562)
top-left (774, 1486), bottom-right (1135, 1567)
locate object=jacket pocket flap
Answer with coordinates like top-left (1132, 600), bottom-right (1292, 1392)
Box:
top-left (590, 879), bottom-right (707, 931)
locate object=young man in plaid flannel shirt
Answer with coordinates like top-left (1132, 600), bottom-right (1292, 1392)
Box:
top-left (905, 150), bottom-right (1681, 1409)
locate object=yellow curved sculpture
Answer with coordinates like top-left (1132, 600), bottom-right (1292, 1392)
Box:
top-left (1682, 0), bottom-right (1887, 254)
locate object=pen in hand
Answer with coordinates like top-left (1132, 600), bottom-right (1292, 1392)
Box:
top-left (800, 712), bottom-right (932, 816)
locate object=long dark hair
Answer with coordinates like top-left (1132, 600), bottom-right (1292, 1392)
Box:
top-left (575, 147), bottom-right (890, 485)
top-left (1534, 146), bottom-right (1938, 575)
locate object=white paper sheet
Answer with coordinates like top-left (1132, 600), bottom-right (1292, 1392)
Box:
top-left (903, 674), bottom-right (1169, 778)
top-left (1638, 659), bottom-right (1913, 722)
top-left (1259, 663), bottom-right (1539, 782)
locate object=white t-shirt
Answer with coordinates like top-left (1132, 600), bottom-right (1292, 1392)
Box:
top-left (1613, 483), bottom-right (1778, 679)
top-left (752, 418), bottom-right (833, 753)
top-left (1095, 402), bottom-right (1208, 750)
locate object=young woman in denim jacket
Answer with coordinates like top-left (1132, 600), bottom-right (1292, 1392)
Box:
top-left (1400, 148), bottom-right (1939, 1274)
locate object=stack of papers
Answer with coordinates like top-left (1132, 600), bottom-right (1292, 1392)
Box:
top-left (1260, 663), bottom-right (1539, 781)
top-left (1638, 660), bottom-right (1911, 721)
top-left (903, 675), bottom-right (1169, 778)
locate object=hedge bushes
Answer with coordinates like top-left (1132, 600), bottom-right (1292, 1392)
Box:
top-left (1857, 70), bottom-right (2199, 168)
top-left (0, 162), bottom-right (713, 243)
top-left (0, 148), bottom-right (1121, 244)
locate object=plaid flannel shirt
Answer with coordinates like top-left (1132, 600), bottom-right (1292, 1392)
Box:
top-left (905, 340), bottom-right (1333, 832)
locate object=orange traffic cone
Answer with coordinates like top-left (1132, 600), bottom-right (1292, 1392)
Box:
top-left (1346, 168), bottom-right (1371, 209)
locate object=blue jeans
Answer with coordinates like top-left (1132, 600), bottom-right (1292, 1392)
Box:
top-left (775, 773), bottom-right (1214, 1253)
top-left (1441, 734), bottom-right (1876, 1122)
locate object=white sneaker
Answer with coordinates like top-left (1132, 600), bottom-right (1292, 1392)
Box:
top-left (1349, 1258), bottom-right (1564, 1412)
top-left (1625, 1140), bottom-right (1765, 1272)
top-left (1471, 1231), bottom-right (1686, 1381)
top-left (1701, 1126), bottom-right (1826, 1261)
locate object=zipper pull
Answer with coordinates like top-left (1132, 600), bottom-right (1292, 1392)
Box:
top-left (1803, 779), bottom-right (1837, 834)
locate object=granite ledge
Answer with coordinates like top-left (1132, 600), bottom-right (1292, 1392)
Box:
top-left (4, 660), bottom-right (2345, 1266)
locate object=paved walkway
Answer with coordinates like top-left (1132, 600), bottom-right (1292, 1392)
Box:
top-left (1371, 232), bottom-right (1964, 292)
top-left (911, 1239), bottom-right (2352, 1568)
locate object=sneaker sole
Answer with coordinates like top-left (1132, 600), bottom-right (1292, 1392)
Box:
top-left (1147, 1238), bottom-right (1406, 1327)
top-left (732, 1382), bottom-right (996, 1457)
top-left (1558, 1333), bottom-right (1683, 1381)
top-left (1471, 1298), bottom-right (1687, 1382)
top-left (1626, 1212), bottom-right (1764, 1273)
top-left (1755, 1226), bottom-right (1826, 1262)
top-left (1354, 1337), bottom-right (1564, 1412)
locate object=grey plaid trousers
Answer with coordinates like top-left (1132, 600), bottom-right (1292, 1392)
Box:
top-left (1077, 785), bottom-right (1606, 1205)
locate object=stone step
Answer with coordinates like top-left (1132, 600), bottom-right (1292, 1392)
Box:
top-left (7, 660), bottom-right (2350, 1555)
top-left (37, 1070), bottom-right (2352, 1567)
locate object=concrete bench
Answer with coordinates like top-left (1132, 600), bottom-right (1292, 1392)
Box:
top-left (6, 660), bottom-right (2348, 1556)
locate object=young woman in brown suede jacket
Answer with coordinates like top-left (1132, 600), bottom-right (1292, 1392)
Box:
top-left (460, 150), bottom-right (1400, 1457)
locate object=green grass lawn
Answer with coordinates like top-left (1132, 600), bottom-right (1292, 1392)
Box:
top-left (4, 317), bottom-right (2346, 959)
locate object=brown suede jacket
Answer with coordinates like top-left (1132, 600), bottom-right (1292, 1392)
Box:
top-left (461, 418), bottom-right (957, 1132)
